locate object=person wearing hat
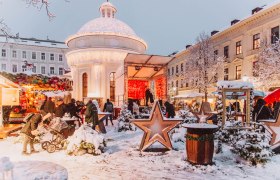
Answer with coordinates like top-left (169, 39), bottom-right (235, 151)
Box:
top-left (21, 112), bottom-right (51, 155)
top-left (54, 97), bottom-right (66, 118)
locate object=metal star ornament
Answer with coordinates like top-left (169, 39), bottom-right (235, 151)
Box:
top-left (132, 101), bottom-right (183, 151)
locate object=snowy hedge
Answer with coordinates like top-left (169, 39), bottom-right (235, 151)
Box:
top-left (66, 125), bottom-right (106, 156)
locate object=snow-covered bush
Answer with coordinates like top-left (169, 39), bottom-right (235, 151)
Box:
top-left (117, 104), bottom-right (136, 132)
top-left (66, 125), bottom-right (106, 156)
top-left (178, 110), bottom-right (197, 124)
top-left (171, 110), bottom-right (197, 142)
top-left (217, 122), bottom-right (273, 165)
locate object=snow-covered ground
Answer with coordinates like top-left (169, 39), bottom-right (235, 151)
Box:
top-left (0, 124), bottom-right (280, 180)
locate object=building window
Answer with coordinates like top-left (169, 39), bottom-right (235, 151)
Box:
top-left (59, 54), bottom-right (63, 61)
top-left (12, 50), bottom-right (17, 58)
top-left (168, 68), bottom-right (170, 76)
top-left (172, 67), bottom-right (174, 75)
top-left (236, 41), bottom-right (242, 55)
top-left (176, 65), bottom-right (178, 73)
top-left (180, 79), bottom-right (183, 88)
top-left (224, 68), bottom-right (229, 80)
top-left (171, 81), bottom-right (174, 87)
top-left (186, 82), bottom-right (189, 87)
top-left (253, 33), bottom-right (260, 49)
top-left (180, 63), bottom-right (183, 72)
top-left (176, 80), bottom-right (178, 87)
top-left (41, 53), bottom-right (45, 60)
top-left (50, 67), bottom-right (54, 75)
top-left (41, 66), bottom-right (45, 74)
top-left (110, 72), bottom-right (116, 101)
top-left (1, 64), bottom-right (6, 71)
top-left (82, 73), bottom-right (88, 97)
top-left (22, 51), bottom-right (26, 59)
top-left (252, 61), bottom-right (258, 77)
top-left (22, 65), bottom-right (25, 72)
top-left (12, 65), bottom-right (17, 73)
top-left (59, 67), bottom-right (63, 75)
top-left (32, 66), bottom-right (36, 73)
top-left (50, 53), bottom-right (54, 60)
top-left (236, 65), bottom-right (242, 80)
top-left (2, 49), bottom-right (6, 57)
top-left (224, 46), bottom-right (229, 58)
top-left (32, 52), bottom-right (36, 59)
top-left (214, 50), bottom-right (218, 60)
top-left (271, 26), bottom-right (279, 44)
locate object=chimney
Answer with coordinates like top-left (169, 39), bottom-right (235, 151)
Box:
top-left (211, 30), bottom-right (219, 36)
top-left (231, 19), bottom-right (240, 26)
top-left (185, 45), bottom-right (191, 49)
top-left (252, 7), bottom-right (263, 15)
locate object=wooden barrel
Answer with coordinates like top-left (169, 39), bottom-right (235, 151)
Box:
top-left (183, 123), bottom-right (218, 165)
top-left (186, 132), bottom-right (214, 165)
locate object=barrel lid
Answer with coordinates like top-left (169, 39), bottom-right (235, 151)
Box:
top-left (182, 123), bottom-right (218, 129)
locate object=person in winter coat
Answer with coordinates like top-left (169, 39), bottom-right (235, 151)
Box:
top-left (67, 98), bottom-right (81, 120)
top-left (253, 98), bottom-right (273, 122)
top-left (43, 97), bottom-right (55, 114)
top-left (21, 113), bottom-right (42, 155)
top-left (145, 88), bottom-right (151, 106)
top-left (103, 99), bottom-right (114, 126)
top-left (128, 100), bottom-right (134, 114)
top-left (54, 98), bottom-right (67, 118)
top-left (164, 101), bottom-right (175, 118)
top-left (85, 100), bottom-right (99, 130)
top-left (133, 102), bottom-right (140, 115)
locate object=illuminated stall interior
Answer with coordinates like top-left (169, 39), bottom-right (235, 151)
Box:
top-left (123, 54), bottom-right (174, 106)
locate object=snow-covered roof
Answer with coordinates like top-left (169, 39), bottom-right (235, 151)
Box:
top-left (0, 36), bottom-right (67, 49)
top-left (77, 17), bottom-right (137, 37)
top-left (217, 80), bottom-right (254, 89)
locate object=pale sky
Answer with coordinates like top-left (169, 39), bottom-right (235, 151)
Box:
top-left (0, 0), bottom-right (279, 55)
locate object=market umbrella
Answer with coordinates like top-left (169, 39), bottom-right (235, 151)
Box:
top-left (174, 92), bottom-right (204, 99)
top-left (264, 88), bottom-right (280, 104)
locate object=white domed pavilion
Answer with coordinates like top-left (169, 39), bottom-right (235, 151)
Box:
top-left (65, 2), bottom-right (147, 102)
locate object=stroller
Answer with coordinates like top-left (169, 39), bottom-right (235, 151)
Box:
top-left (41, 117), bottom-right (75, 153)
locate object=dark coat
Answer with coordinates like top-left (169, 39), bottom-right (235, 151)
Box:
top-left (67, 102), bottom-right (79, 118)
top-left (165, 102), bottom-right (175, 118)
top-left (85, 102), bottom-right (98, 125)
top-left (55, 103), bottom-right (66, 118)
top-left (103, 102), bottom-right (114, 112)
top-left (44, 100), bottom-right (55, 113)
top-left (21, 114), bottom-right (42, 138)
top-left (253, 99), bottom-right (273, 121)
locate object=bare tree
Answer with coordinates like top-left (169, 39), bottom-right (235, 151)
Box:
top-left (0, 0), bottom-right (68, 36)
top-left (253, 39), bottom-right (280, 91)
top-left (184, 33), bottom-right (224, 102)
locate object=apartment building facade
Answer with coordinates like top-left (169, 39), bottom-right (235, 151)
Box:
top-left (0, 35), bottom-right (68, 76)
top-left (168, 3), bottom-right (280, 95)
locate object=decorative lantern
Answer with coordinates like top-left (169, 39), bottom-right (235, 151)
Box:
top-left (0, 157), bottom-right (14, 180)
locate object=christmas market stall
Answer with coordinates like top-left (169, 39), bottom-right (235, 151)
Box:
top-left (0, 72), bottom-right (72, 123)
top-left (120, 54), bottom-right (173, 106)
top-left (0, 74), bottom-right (21, 138)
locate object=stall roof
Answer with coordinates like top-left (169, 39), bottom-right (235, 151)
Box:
top-left (0, 75), bottom-right (20, 89)
top-left (124, 53), bottom-right (174, 79)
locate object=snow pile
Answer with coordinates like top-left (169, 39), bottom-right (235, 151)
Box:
top-left (217, 122), bottom-right (273, 165)
top-left (171, 127), bottom-right (186, 143)
top-left (66, 125), bottom-right (106, 156)
top-left (117, 104), bottom-right (136, 132)
top-left (217, 80), bottom-right (253, 89)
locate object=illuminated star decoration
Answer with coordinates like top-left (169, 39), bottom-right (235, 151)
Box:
top-left (263, 115), bottom-right (280, 150)
top-left (132, 101), bottom-right (183, 151)
top-left (193, 110), bottom-right (212, 123)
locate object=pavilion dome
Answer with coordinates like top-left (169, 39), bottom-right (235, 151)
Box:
top-left (77, 17), bottom-right (137, 37)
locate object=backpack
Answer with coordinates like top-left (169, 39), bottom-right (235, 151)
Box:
top-left (106, 103), bottom-right (113, 112)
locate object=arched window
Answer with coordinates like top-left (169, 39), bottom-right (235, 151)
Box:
top-left (110, 72), bottom-right (116, 101)
top-left (82, 73), bottom-right (88, 97)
